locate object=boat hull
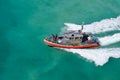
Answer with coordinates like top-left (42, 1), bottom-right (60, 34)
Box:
top-left (43, 39), bottom-right (100, 49)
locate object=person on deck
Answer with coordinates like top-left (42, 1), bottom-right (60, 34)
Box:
top-left (82, 32), bottom-right (88, 43)
top-left (52, 34), bottom-right (58, 43)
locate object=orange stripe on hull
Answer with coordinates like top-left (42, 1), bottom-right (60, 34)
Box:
top-left (43, 39), bottom-right (100, 49)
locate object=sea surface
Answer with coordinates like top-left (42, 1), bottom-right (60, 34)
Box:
top-left (0, 0), bottom-right (120, 80)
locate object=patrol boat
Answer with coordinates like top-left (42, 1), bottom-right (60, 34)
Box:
top-left (43, 24), bottom-right (100, 49)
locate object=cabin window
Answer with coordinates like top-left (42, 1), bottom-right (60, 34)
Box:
top-left (80, 37), bottom-right (82, 39)
top-left (69, 37), bottom-right (74, 40)
top-left (75, 37), bottom-right (79, 39)
top-left (69, 37), bottom-right (72, 40)
top-left (71, 34), bottom-right (74, 36)
top-left (59, 37), bottom-right (63, 39)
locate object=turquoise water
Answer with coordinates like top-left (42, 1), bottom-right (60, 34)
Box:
top-left (0, 0), bottom-right (120, 80)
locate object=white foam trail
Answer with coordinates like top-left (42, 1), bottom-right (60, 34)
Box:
top-left (62, 16), bottom-right (120, 66)
top-left (64, 48), bottom-right (120, 66)
top-left (99, 33), bottom-right (120, 46)
top-left (64, 16), bottom-right (120, 34)
top-left (64, 17), bottom-right (120, 46)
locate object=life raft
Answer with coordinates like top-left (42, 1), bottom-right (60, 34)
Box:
top-left (43, 39), bottom-right (100, 49)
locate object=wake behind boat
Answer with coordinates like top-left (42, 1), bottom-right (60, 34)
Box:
top-left (44, 23), bottom-right (100, 49)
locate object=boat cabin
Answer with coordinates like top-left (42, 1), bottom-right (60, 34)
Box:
top-left (58, 31), bottom-right (84, 45)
